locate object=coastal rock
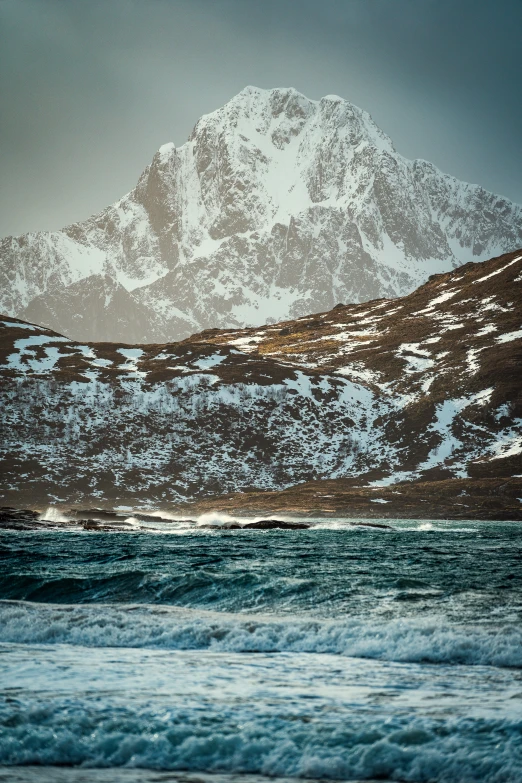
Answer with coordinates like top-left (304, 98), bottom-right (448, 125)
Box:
top-left (0, 507), bottom-right (40, 530)
top-left (82, 520), bottom-right (101, 530)
top-left (242, 520), bottom-right (310, 529)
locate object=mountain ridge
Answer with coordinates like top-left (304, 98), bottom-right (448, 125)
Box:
top-left (1, 247), bottom-right (520, 514)
top-left (1, 86), bottom-right (521, 342)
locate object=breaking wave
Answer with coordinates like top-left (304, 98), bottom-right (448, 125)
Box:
top-left (1, 600), bottom-right (521, 668)
top-left (3, 525), bottom-right (522, 783)
top-left (1, 694), bottom-right (521, 781)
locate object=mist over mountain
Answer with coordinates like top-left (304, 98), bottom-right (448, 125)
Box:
top-left (1, 86), bottom-right (521, 342)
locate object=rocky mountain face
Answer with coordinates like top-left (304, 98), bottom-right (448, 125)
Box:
top-left (1, 248), bottom-right (520, 515)
top-left (1, 87), bottom-right (521, 342)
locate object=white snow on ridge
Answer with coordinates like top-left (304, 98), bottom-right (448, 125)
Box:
top-left (496, 328), bottom-right (522, 344)
top-left (1, 321), bottom-right (39, 330)
top-left (158, 142), bottom-right (175, 158)
top-left (415, 290), bottom-right (457, 315)
top-left (397, 343), bottom-right (434, 374)
top-left (329, 330), bottom-right (377, 342)
top-left (117, 348), bottom-right (145, 376)
top-left (476, 324), bottom-right (497, 337)
top-left (488, 420), bottom-right (522, 461)
top-left (415, 389), bottom-right (493, 477)
top-left (466, 348), bottom-right (483, 375)
top-left (229, 336), bottom-right (265, 351)
top-left (473, 255), bottom-right (522, 284)
top-left (4, 334), bottom-right (70, 374)
top-left (193, 354), bottom-right (227, 370)
top-left (335, 366), bottom-right (381, 385)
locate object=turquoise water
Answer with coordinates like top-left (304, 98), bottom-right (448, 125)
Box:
top-left (1, 520), bottom-right (521, 782)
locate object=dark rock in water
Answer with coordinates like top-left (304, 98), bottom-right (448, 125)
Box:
top-left (242, 519), bottom-right (310, 530)
top-left (0, 507), bottom-right (40, 530)
top-left (82, 520), bottom-right (101, 530)
top-left (350, 521), bottom-right (394, 530)
top-left (81, 519), bottom-right (136, 531)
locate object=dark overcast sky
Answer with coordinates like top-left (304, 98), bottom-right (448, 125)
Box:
top-left (1, 0), bottom-right (521, 237)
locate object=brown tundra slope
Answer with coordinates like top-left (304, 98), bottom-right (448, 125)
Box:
top-left (0, 248), bottom-right (521, 518)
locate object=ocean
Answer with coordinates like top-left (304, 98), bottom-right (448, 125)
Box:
top-left (1, 518), bottom-right (521, 782)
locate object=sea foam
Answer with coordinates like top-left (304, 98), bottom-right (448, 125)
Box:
top-left (1, 600), bottom-right (521, 668)
top-left (1, 691), bottom-right (520, 781)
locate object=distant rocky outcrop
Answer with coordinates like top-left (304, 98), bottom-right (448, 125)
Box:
top-left (241, 520), bottom-right (310, 530)
top-left (22, 274), bottom-right (165, 343)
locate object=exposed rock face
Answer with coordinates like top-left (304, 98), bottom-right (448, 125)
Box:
top-left (0, 249), bottom-right (520, 511)
top-left (0, 508), bottom-right (40, 530)
top-left (23, 274), bottom-right (165, 344)
top-left (1, 87), bottom-right (521, 342)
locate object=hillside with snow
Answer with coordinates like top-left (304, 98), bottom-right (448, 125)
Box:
top-left (1, 248), bottom-right (520, 516)
top-left (1, 86), bottom-right (521, 342)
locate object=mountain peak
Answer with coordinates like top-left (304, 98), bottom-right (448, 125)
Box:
top-left (1, 88), bottom-right (521, 342)
top-left (234, 84), bottom-right (315, 103)
top-left (158, 142), bottom-right (175, 157)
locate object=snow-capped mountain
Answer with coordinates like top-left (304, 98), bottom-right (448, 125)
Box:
top-left (1, 86), bottom-right (521, 342)
top-left (1, 249), bottom-right (521, 514)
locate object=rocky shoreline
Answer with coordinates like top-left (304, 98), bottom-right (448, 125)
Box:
top-left (2, 474), bottom-right (521, 532)
top-left (0, 507), bottom-right (396, 531)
